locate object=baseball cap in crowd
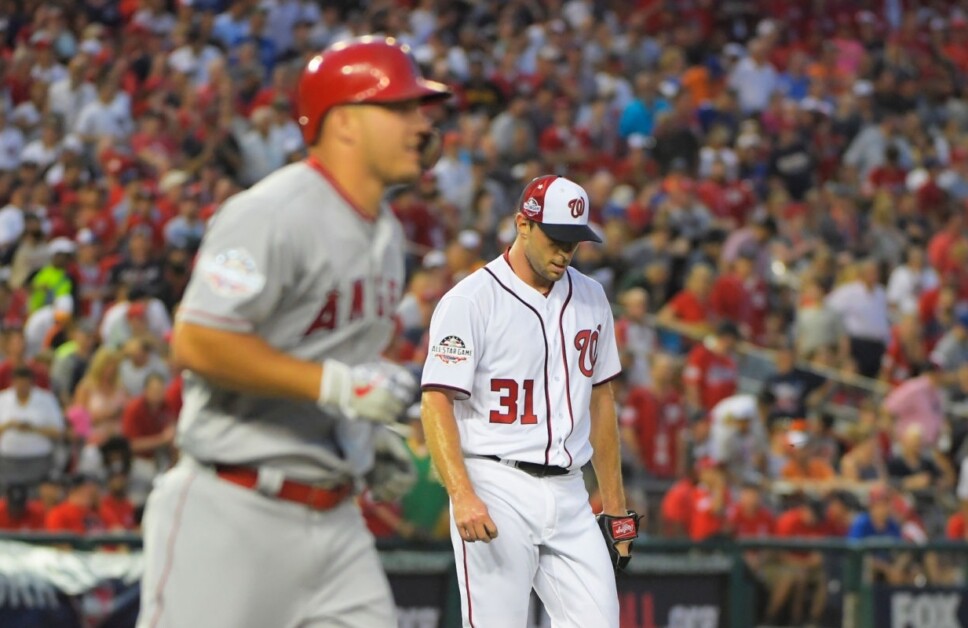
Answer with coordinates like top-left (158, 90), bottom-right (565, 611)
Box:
top-left (457, 229), bottom-right (482, 250)
top-left (422, 250), bottom-right (447, 270)
top-left (517, 175), bottom-right (602, 243)
top-left (49, 237), bottom-right (76, 256)
top-left (75, 228), bottom-right (97, 247)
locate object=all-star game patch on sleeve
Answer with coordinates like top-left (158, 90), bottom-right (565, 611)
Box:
top-left (421, 294), bottom-right (483, 400)
top-left (178, 194), bottom-right (295, 333)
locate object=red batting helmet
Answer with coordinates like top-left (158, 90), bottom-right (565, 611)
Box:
top-left (297, 36), bottom-right (452, 145)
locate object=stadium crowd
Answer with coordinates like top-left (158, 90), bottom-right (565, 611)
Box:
top-left (2, 0), bottom-right (968, 623)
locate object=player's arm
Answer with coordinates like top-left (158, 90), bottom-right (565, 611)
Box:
top-left (589, 380), bottom-right (627, 517)
top-left (421, 388), bottom-right (497, 543)
top-left (172, 322), bottom-right (322, 401)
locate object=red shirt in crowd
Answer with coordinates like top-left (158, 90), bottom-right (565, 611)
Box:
top-left (0, 499), bottom-right (46, 531)
top-left (45, 503), bottom-right (103, 534)
top-left (665, 290), bottom-right (711, 327)
top-left (660, 478), bottom-right (695, 537)
top-left (165, 375), bottom-right (184, 417)
top-left (100, 495), bottom-right (136, 531)
top-left (683, 343), bottom-right (738, 412)
top-left (621, 385), bottom-right (686, 479)
top-left (947, 512), bottom-right (968, 540)
top-left (122, 395), bottom-right (177, 458)
top-left (0, 360), bottom-right (50, 390)
top-left (689, 484), bottom-right (730, 541)
top-left (726, 504), bottom-right (776, 538)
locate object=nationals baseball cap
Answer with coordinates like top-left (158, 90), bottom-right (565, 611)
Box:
top-left (517, 175), bottom-right (602, 243)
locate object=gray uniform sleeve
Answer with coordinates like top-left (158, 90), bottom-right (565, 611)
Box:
top-left (178, 195), bottom-right (295, 333)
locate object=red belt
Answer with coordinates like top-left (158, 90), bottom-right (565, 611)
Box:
top-left (214, 464), bottom-right (352, 511)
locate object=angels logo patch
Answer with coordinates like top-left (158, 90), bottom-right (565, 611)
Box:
top-left (430, 335), bottom-right (472, 364)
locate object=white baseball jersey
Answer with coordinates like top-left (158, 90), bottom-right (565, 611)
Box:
top-left (421, 253), bottom-right (621, 468)
top-left (175, 157), bottom-right (404, 482)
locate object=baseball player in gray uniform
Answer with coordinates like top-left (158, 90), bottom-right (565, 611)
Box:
top-left (136, 37), bottom-right (450, 628)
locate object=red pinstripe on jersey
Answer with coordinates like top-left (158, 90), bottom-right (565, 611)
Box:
top-left (557, 272), bottom-right (575, 467)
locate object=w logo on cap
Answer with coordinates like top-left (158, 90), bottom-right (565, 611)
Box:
top-left (568, 197), bottom-right (585, 218)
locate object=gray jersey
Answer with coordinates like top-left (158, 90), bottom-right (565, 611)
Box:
top-left (176, 159), bottom-right (405, 482)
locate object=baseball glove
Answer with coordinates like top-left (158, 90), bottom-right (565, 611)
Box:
top-left (596, 511), bottom-right (641, 573)
top-left (366, 427), bottom-right (417, 502)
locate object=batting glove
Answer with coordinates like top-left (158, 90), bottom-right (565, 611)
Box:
top-left (366, 427), bottom-right (417, 502)
top-left (319, 360), bottom-right (416, 424)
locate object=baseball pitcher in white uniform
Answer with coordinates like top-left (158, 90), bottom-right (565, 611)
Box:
top-left (421, 175), bottom-right (641, 627)
top-left (136, 37), bottom-right (449, 628)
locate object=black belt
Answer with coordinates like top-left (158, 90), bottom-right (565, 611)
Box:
top-left (482, 455), bottom-right (570, 477)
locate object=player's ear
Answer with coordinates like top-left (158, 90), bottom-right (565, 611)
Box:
top-left (514, 213), bottom-right (531, 238)
top-left (324, 105), bottom-right (360, 146)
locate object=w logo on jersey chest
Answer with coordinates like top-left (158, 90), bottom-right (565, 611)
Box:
top-left (574, 325), bottom-right (600, 378)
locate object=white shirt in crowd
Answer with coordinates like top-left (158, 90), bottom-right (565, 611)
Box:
top-left (0, 124), bottom-right (25, 171)
top-left (707, 394), bottom-right (768, 478)
top-left (100, 299), bottom-right (172, 349)
top-left (74, 94), bottom-right (134, 141)
top-left (20, 140), bottom-right (60, 170)
top-left (728, 57), bottom-right (778, 114)
top-left (0, 204), bottom-right (24, 249)
top-left (825, 280), bottom-right (891, 342)
top-left (0, 387), bottom-right (65, 458)
top-left (886, 265), bottom-right (939, 317)
top-left (168, 44), bottom-right (225, 86)
top-left (237, 129), bottom-right (286, 186)
top-left (48, 78), bottom-right (97, 131)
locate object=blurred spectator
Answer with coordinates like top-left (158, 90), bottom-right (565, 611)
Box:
top-left (119, 338), bottom-right (168, 397)
top-left (44, 474), bottom-right (102, 534)
top-left (879, 313), bottom-right (929, 387)
top-left (27, 237), bottom-right (74, 314)
top-left (70, 347), bottom-right (127, 443)
top-left (0, 329), bottom-right (51, 389)
top-left (0, 484), bottom-right (46, 531)
top-left (0, 366), bottom-right (64, 488)
top-left (762, 345), bottom-right (828, 425)
top-left (618, 72), bottom-right (669, 140)
top-left (107, 229), bottom-right (163, 299)
top-left (840, 425), bottom-right (889, 487)
top-left (683, 321), bottom-right (740, 417)
top-left (99, 465), bottom-right (136, 532)
top-left (794, 277), bottom-right (849, 361)
top-left (772, 494), bottom-right (829, 626)
top-left (882, 362), bottom-right (948, 448)
top-left (122, 372), bottom-right (176, 505)
top-left (49, 322), bottom-right (97, 406)
top-left (397, 407), bottom-right (449, 541)
top-left (660, 470), bottom-right (696, 539)
top-left (23, 294), bottom-right (73, 359)
top-left (620, 353), bottom-right (687, 480)
top-left (825, 259), bottom-right (891, 378)
top-left (929, 309), bottom-right (968, 376)
top-left (689, 457), bottom-right (729, 541)
top-left (614, 287), bottom-right (656, 387)
top-left (887, 424), bottom-right (955, 494)
top-left (708, 391), bottom-right (771, 483)
top-left (848, 484), bottom-right (909, 584)
top-left (728, 38), bottom-right (778, 115)
top-left (779, 421), bottom-right (839, 492)
top-left (887, 245), bottom-right (939, 318)
top-left (100, 286), bottom-right (172, 350)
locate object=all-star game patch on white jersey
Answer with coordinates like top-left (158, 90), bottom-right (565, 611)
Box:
top-left (421, 253), bottom-right (621, 468)
top-left (175, 157), bottom-right (405, 482)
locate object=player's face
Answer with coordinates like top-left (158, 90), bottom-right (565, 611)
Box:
top-left (521, 217), bottom-right (579, 285)
top-left (356, 100), bottom-right (433, 185)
